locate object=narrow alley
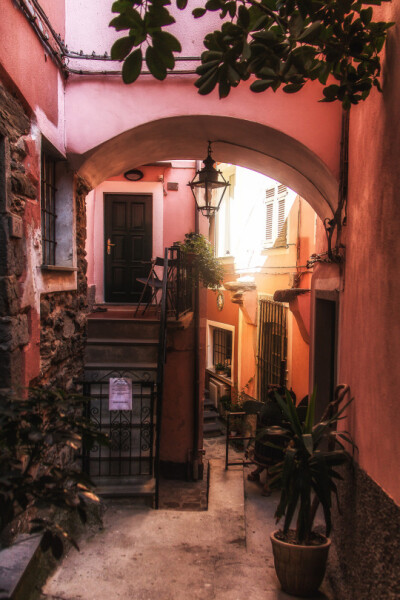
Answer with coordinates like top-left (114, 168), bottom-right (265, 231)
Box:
top-left (40, 438), bottom-right (331, 600)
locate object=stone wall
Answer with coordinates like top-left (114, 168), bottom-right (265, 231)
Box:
top-left (327, 461), bottom-right (400, 599)
top-left (0, 80), bottom-right (90, 391)
top-left (36, 178), bottom-right (90, 389)
top-left (0, 82), bottom-right (33, 391)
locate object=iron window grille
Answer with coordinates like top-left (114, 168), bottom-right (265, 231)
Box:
top-left (213, 327), bottom-right (232, 367)
top-left (41, 153), bottom-right (57, 265)
top-left (257, 298), bottom-right (288, 402)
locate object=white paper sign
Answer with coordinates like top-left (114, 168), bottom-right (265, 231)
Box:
top-left (109, 377), bottom-right (132, 411)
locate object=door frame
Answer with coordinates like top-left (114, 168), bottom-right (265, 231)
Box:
top-left (312, 289), bottom-right (339, 420)
top-left (104, 192), bottom-right (153, 304)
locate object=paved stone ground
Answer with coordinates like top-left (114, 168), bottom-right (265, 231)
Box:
top-left (39, 436), bottom-right (334, 600)
top-left (158, 433), bottom-right (242, 511)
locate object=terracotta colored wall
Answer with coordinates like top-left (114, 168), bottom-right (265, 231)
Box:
top-left (0, 1), bottom-right (63, 127)
top-left (207, 287), bottom-right (240, 386)
top-left (334, 0), bottom-right (400, 506)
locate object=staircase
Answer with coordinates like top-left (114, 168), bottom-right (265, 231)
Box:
top-left (203, 390), bottom-right (224, 437)
top-left (84, 307), bottom-right (160, 503)
top-left (85, 309), bottom-right (159, 380)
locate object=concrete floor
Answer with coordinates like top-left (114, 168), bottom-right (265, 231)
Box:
top-left (41, 438), bottom-right (332, 600)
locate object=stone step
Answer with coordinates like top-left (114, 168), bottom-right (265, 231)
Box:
top-left (203, 421), bottom-right (224, 437)
top-left (87, 318), bottom-right (160, 340)
top-left (85, 341), bottom-right (158, 364)
top-left (204, 399), bottom-right (217, 410)
top-left (204, 409), bottom-right (219, 421)
top-left (93, 477), bottom-right (156, 506)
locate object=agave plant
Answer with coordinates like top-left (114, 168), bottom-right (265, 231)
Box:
top-left (269, 386), bottom-right (355, 545)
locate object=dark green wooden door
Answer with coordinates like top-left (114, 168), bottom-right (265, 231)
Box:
top-left (104, 194), bottom-right (152, 303)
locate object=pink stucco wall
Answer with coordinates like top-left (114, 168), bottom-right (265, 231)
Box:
top-left (63, 3), bottom-right (342, 220)
top-left (336, 0), bottom-right (400, 505)
top-left (0, 1), bottom-right (63, 127)
top-left (308, 0), bottom-right (400, 506)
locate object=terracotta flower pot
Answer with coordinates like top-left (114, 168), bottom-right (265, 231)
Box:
top-left (270, 531), bottom-right (331, 597)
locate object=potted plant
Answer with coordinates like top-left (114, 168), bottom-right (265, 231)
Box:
top-left (214, 362), bottom-right (225, 375)
top-left (267, 386), bottom-right (355, 597)
top-left (175, 232), bottom-right (224, 290)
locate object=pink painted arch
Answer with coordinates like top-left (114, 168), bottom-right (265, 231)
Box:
top-left (74, 115), bottom-right (338, 221)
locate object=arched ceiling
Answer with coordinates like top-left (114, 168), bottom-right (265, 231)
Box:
top-left (74, 115), bottom-right (338, 221)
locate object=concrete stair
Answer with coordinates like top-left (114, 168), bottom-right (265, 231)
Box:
top-left (85, 313), bottom-right (160, 381)
top-left (203, 391), bottom-right (224, 437)
top-left (84, 309), bottom-right (160, 503)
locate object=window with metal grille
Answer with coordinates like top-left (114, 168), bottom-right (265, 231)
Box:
top-left (257, 298), bottom-right (288, 402)
top-left (212, 327), bottom-right (232, 367)
top-left (41, 153), bottom-right (57, 265)
top-left (264, 185), bottom-right (288, 248)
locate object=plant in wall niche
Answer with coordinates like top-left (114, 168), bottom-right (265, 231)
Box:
top-left (0, 388), bottom-right (108, 559)
top-left (176, 232), bottom-right (224, 290)
top-left (110, 0), bottom-right (393, 109)
top-left (267, 385), bottom-right (356, 597)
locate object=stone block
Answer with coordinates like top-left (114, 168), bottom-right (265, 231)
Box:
top-left (0, 276), bottom-right (20, 316)
top-left (11, 172), bottom-right (36, 199)
top-left (0, 314), bottom-right (29, 351)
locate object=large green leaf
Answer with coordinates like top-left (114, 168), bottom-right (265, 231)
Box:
top-left (146, 45), bottom-right (167, 80)
top-left (122, 49), bottom-right (143, 83)
top-left (304, 387), bottom-right (316, 434)
top-left (111, 36), bottom-right (135, 60)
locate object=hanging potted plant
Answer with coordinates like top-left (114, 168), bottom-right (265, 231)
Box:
top-left (175, 232), bottom-right (224, 290)
top-left (267, 386), bottom-right (355, 597)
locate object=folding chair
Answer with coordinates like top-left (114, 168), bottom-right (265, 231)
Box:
top-left (134, 256), bottom-right (177, 316)
top-left (134, 257), bottom-right (165, 316)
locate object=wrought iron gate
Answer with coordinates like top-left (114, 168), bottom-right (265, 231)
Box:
top-left (82, 370), bottom-right (155, 479)
top-left (257, 298), bottom-right (288, 402)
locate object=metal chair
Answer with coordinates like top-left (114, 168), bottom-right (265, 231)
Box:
top-left (134, 256), bottom-right (177, 316)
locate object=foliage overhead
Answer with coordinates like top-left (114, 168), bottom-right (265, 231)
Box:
top-left (0, 388), bottom-right (107, 558)
top-left (176, 232), bottom-right (224, 289)
top-left (110, 0), bottom-right (393, 109)
top-left (266, 388), bottom-right (356, 544)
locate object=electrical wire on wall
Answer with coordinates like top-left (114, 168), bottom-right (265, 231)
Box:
top-left (16, 0), bottom-right (201, 77)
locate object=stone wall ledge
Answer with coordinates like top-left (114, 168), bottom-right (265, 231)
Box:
top-left (0, 534), bottom-right (42, 600)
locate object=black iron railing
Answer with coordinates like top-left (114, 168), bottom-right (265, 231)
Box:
top-left (165, 245), bottom-right (193, 319)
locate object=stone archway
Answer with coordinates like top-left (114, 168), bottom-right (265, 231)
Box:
top-left (75, 115), bottom-right (338, 222)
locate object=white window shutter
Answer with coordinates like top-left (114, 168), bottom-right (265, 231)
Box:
top-left (265, 202), bottom-right (273, 242)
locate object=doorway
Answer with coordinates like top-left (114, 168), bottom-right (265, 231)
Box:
top-left (313, 291), bottom-right (338, 420)
top-left (104, 194), bottom-right (152, 303)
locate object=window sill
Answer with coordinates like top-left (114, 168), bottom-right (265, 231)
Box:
top-left (40, 265), bottom-right (78, 273)
top-left (206, 368), bottom-right (233, 386)
top-left (261, 245), bottom-right (289, 255)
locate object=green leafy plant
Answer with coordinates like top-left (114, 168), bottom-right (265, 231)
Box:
top-left (0, 388), bottom-right (108, 558)
top-left (268, 387), bottom-right (355, 545)
top-left (110, 0), bottom-right (393, 109)
top-left (214, 362), bottom-right (225, 371)
top-left (176, 232), bottom-right (224, 290)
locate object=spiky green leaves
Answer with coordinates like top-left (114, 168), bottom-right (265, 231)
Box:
top-left (267, 387), bottom-right (356, 543)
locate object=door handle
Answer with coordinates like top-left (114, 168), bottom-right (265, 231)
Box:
top-left (107, 238), bottom-right (116, 255)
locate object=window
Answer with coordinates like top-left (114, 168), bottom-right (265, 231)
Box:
top-left (264, 184), bottom-right (288, 248)
top-left (40, 140), bottom-right (75, 270)
top-left (41, 153), bottom-right (57, 265)
top-left (213, 327), bottom-right (232, 367)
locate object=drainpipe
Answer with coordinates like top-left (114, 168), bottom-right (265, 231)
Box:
top-left (192, 170), bottom-right (201, 480)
